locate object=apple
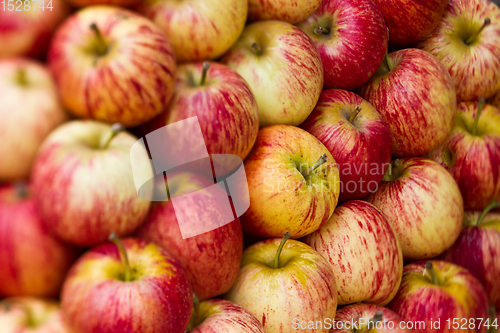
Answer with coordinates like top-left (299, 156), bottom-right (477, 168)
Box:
top-left (303, 200), bottom-right (403, 306)
top-left (388, 261), bottom-right (489, 333)
top-left (428, 100), bottom-right (500, 210)
top-left (240, 125), bottom-right (340, 239)
top-left (300, 89), bottom-right (392, 202)
top-left (225, 234), bottom-right (338, 333)
top-left (61, 236), bottom-right (193, 333)
top-left (489, 90), bottom-right (500, 108)
top-left (221, 20), bottom-right (324, 127)
top-left (359, 48), bottom-right (457, 157)
top-left (417, 0), bottom-right (500, 101)
top-left (371, 0), bottom-right (449, 45)
top-left (0, 297), bottom-right (67, 333)
top-left (31, 120), bottom-right (153, 247)
top-left (0, 0), bottom-right (69, 58)
top-left (0, 58), bottom-right (68, 181)
top-left (48, 6), bottom-right (177, 128)
top-left (136, 0), bottom-right (247, 62)
top-left (247, 0), bottom-right (321, 24)
top-left (441, 202), bottom-right (500, 308)
top-left (187, 299), bottom-right (265, 333)
top-left (365, 157), bottom-right (463, 260)
top-left (297, 0), bottom-right (388, 90)
top-left (66, 0), bottom-right (140, 8)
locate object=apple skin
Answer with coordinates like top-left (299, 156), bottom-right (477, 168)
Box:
top-left (136, 172), bottom-right (243, 301)
top-left (247, 0), bottom-right (321, 24)
top-left (0, 297), bottom-right (67, 333)
top-left (221, 20), bottom-right (324, 127)
top-left (225, 238), bottom-right (337, 333)
top-left (61, 238), bottom-right (193, 333)
top-left (300, 89), bottom-right (392, 202)
top-left (441, 211), bottom-right (500, 308)
top-left (303, 200), bottom-right (402, 306)
top-left (48, 6), bottom-right (176, 128)
top-left (428, 102), bottom-right (500, 210)
top-left (0, 0), bottom-right (70, 58)
top-left (188, 299), bottom-right (265, 333)
top-left (137, 0), bottom-right (247, 62)
top-left (0, 184), bottom-right (79, 298)
top-left (66, 0), bottom-right (140, 8)
top-left (388, 260), bottom-right (489, 333)
top-left (0, 58), bottom-right (69, 181)
top-left (365, 157), bottom-right (463, 261)
top-left (371, 0), bottom-right (449, 45)
top-left (417, 0), bottom-right (500, 101)
top-left (359, 49), bottom-right (457, 157)
top-left (31, 120), bottom-right (153, 247)
top-left (240, 125), bottom-right (340, 239)
top-left (297, 0), bottom-right (388, 90)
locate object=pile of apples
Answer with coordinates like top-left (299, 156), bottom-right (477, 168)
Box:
top-left (1, 0), bottom-right (500, 332)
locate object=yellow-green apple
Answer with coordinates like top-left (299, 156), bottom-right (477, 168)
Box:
top-left (136, 0), bottom-right (247, 62)
top-left (365, 157), bottom-right (463, 260)
top-left (221, 21), bottom-right (324, 127)
top-left (489, 90), bottom-right (500, 108)
top-left (240, 125), bottom-right (340, 239)
top-left (388, 261), bottom-right (489, 333)
top-left (31, 120), bottom-right (153, 247)
top-left (371, 0), bottom-right (449, 45)
top-left (300, 89), bottom-right (392, 202)
top-left (0, 0), bottom-right (69, 58)
top-left (428, 100), bottom-right (500, 210)
top-left (187, 299), bottom-right (265, 333)
top-left (0, 297), bottom-right (67, 333)
top-left (303, 200), bottom-right (403, 306)
top-left (441, 202), bottom-right (500, 308)
top-left (225, 234), bottom-right (337, 333)
top-left (48, 6), bottom-right (176, 128)
top-left (417, 0), bottom-right (500, 101)
top-left (359, 49), bottom-right (457, 157)
top-left (61, 236), bottom-right (193, 333)
top-left (136, 172), bottom-right (243, 301)
top-left (0, 183), bottom-right (79, 298)
top-left (247, 0), bottom-right (321, 24)
top-left (297, 0), bottom-right (388, 90)
top-left (0, 58), bottom-right (68, 181)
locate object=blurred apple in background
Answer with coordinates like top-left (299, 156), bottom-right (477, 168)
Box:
top-left (48, 6), bottom-right (177, 128)
top-left (241, 125), bottom-right (340, 239)
top-left (0, 58), bottom-right (68, 181)
top-left (61, 237), bottom-right (193, 333)
top-left (366, 158), bottom-right (463, 260)
top-left (226, 235), bottom-right (337, 333)
top-left (0, 0), bottom-right (69, 58)
top-left (0, 297), bottom-right (67, 333)
top-left (221, 21), bottom-right (324, 127)
top-left (371, 0), bottom-right (449, 45)
top-left (137, 0), bottom-right (247, 62)
top-left (428, 100), bottom-right (500, 210)
top-left (359, 49), bottom-right (456, 157)
top-left (32, 121), bottom-right (153, 247)
top-left (418, 0), bottom-right (500, 101)
top-left (297, 0), bottom-right (388, 90)
top-left (301, 89), bottom-right (392, 202)
top-left (247, 0), bottom-right (321, 24)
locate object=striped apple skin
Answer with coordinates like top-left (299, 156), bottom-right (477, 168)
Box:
top-left (247, 0), bottom-right (321, 24)
top-left (61, 238), bottom-right (193, 333)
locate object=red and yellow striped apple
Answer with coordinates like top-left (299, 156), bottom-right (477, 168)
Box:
top-left (247, 0), bottom-right (321, 24)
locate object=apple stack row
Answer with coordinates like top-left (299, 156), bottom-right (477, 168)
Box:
top-left (1, 0), bottom-right (500, 332)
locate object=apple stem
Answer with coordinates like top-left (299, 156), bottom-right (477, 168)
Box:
top-left (465, 18), bottom-right (491, 45)
top-left (476, 200), bottom-right (500, 226)
top-left (367, 311), bottom-right (383, 332)
top-left (109, 232), bottom-right (131, 282)
top-left (90, 23), bottom-right (108, 56)
top-left (383, 51), bottom-right (392, 72)
top-left (348, 106), bottom-right (362, 123)
top-left (274, 232), bottom-right (291, 269)
top-left (17, 68), bottom-right (28, 86)
top-left (101, 123), bottom-right (124, 149)
top-left (200, 62), bottom-right (210, 86)
top-left (424, 262), bottom-right (439, 285)
top-left (186, 294), bottom-right (200, 331)
top-left (471, 98), bottom-right (485, 136)
top-left (251, 42), bottom-right (262, 56)
top-left (15, 182), bottom-right (28, 199)
top-left (313, 26), bottom-right (330, 35)
top-left (302, 154), bottom-right (327, 178)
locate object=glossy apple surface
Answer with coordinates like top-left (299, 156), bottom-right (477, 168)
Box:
top-left (247, 0), bottom-right (321, 24)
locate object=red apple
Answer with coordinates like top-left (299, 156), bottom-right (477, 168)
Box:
top-left (359, 48), bottom-right (457, 157)
top-left (301, 89), bottom-right (392, 202)
top-left (297, 0), bottom-right (388, 90)
top-left (247, 0), bottom-right (321, 24)
top-left (48, 6), bottom-right (176, 128)
top-left (0, 183), bottom-right (79, 298)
